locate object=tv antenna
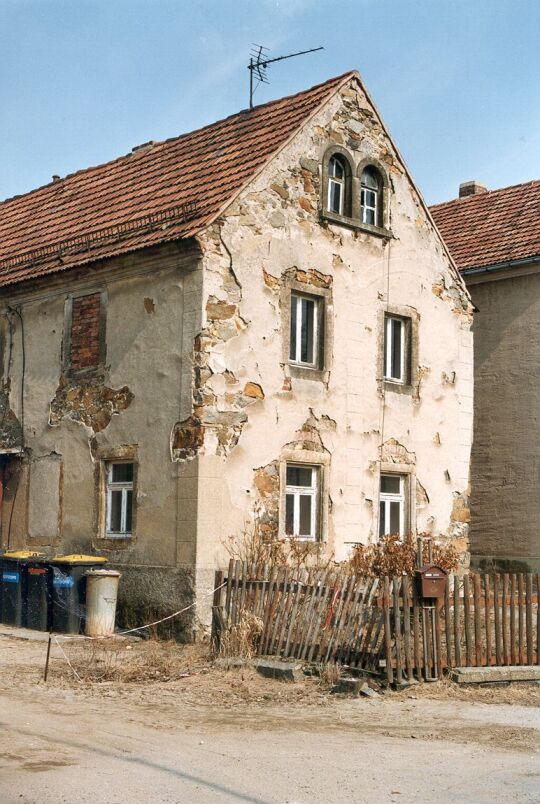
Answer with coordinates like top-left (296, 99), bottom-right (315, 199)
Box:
top-left (248, 45), bottom-right (324, 109)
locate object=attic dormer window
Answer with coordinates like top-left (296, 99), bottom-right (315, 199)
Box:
top-left (327, 155), bottom-right (346, 215)
top-left (360, 166), bottom-right (382, 227)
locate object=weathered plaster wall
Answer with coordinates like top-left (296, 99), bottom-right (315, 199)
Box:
top-left (185, 77), bottom-right (473, 602)
top-left (0, 244), bottom-right (202, 637)
top-left (466, 268), bottom-right (540, 572)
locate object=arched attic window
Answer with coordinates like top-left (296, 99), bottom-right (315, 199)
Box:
top-left (360, 165), bottom-right (383, 227)
top-left (326, 154), bottom-right (351, 217)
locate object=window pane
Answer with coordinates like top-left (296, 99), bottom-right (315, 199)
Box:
top-left (285, 494), bottom-right (295, 535)
top-left (112, 463), bottom-right (133, 483)
top-left (364, 208), bottom-right (375, 226)
top-left (329, 156), bottom-right (344, 179)
top-left (299, 494), bottom-right (312, 537)
top-left (109, 490), bottom-right (123, 532)
top-left (391, 319), bottom-right (402, 380)
top-left (381, 475), bottom-right (401, 494)
top-left (300, 297), bottom-right (315, 363)
top-left (125, 490), bottom-right (133, 533)
top-left (289, 294), bottom-right (298, 360)
top-left (389, 501), bottom-right (401, 534)
top-left (329, 180), bottom-right (342, 213)
top-left (287, 465), bottom-right (313, 487)
top-left (379, 501), bottom-right (386, 537)
top-left (361, 167), bottom-right (379, 190)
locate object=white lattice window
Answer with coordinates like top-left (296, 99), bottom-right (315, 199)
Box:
top-left (327, 155), bottom-right (346, 215)
top-left (384, 314), bottom-right (409, 383)
top-left (285, 464), bottom-right (320, 540)
top-left (289, 292), bottom-right (321, 368)
top-left (379, 474), bottom-right (406, 538)
top-left (360, 166), bottom-right (382, 226)
top-left (106, 462), bottom-right (134, 536)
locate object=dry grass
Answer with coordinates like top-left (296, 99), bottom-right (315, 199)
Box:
top-left (61, 639), bottom-right (208, 684)
top-left (318, 660), bottom-right (342, 687)
top-left (217, 611), bottom-right (264, 659)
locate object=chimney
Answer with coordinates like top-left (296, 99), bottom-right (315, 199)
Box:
top-left (52, 175), bottom-right (61, 182)
top-left (459, 180), bottom-right (487, 199)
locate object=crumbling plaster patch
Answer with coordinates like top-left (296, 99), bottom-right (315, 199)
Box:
top-left (49, 379), bottom-right (134, 433)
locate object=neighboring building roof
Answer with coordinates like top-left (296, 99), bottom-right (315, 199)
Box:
top-left (0, 72), bottom-right (354, 289)
top-left (430, 180), bottom-right (540, 272)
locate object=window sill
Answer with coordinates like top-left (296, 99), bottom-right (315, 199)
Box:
top-left (289, 363), bottom-right (328, 383)
top-left (96, 535), bottom-right (134, 549)
top-left (320, 210), bottom-right (392, 239)
top-left (384, 379), bottom-right (413, 396)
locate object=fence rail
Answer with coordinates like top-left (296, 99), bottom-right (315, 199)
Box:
top-left (212, 561), bottom-right (540, 684)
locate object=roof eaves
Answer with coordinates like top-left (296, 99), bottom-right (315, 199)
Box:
top-left (461, 253), bottom-right (540, 276)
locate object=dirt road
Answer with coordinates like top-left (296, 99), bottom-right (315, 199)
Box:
top-left (0, 635), bottom-right (539, 803)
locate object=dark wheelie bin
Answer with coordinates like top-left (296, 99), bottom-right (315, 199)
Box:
top-left (51, 555), bottom-right (107, 633)
top-left (1, 551), bottom-right (44, 627)
top-left (25, 558), bottom-right (53, 631)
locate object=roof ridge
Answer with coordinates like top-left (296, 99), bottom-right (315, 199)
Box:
top-left (0, 70), bottom-right (356, 209)
top-left (430, 178), bottom-right (540, 209)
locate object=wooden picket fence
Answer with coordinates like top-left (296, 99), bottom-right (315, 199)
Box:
top-left (384, 572), bottom-right (540, 684)
top-left (212, 562), bottom-right (540, 684)
top-left (212, 560), bottom-right (385, 670)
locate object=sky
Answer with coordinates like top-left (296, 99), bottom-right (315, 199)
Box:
top-left (1, 0), bottom-right (539, 206)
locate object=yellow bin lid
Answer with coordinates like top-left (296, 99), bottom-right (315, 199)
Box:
top-left (52, 554), bottom-right (108, 565)
top-left (3, 550), bottom-right (45, 559)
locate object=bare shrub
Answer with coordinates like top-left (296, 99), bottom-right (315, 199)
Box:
top-left (347, 533), bottom-right (460, 578)
top-left (218, 611), bottom-right (264, 659)
top-left (223, 525), bottom-right (334, 576)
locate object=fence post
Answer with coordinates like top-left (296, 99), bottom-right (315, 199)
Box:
top-left (211, 569), bottom-right (225, 653)
top-left (383, 576), bottom-right (394, 686)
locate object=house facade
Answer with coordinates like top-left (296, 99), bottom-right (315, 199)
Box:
top-left (431, 179), bottom-right (540, 573)
top-left (0, 72), bottom-right (473, 634)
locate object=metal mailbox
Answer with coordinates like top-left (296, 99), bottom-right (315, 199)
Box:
top-left (416, 564), bottom-right (447, 599)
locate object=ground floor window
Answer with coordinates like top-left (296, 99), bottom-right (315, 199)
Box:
top-left (106, 462), bottom-right (134, 536)
top-left (379, 473), bottom-right (406, 538)
top-left (285, 464), bottom-right (320, 540)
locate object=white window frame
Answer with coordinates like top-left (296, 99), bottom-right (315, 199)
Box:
top-left (289, 292), bottom-right (320, 368)
top-left (384, 315), bottom-right (406, 384)
top-left (285, 464), bottom-right (319, 541)
top-left (379, 473), bottom-right (406, 538)
top-left (106, 462), bottom-right (134, 537)
top-left (327, 156), bottom-right (345, 215)
top-left (360, 168), bottom-right (380, 226)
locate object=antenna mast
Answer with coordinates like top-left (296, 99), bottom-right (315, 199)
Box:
top-left (248, 45), bottom-right (324, 109)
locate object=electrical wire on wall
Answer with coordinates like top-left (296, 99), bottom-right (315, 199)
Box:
top-left (4, 305), bottom-right (26, 549)
top-left (375, 237), bottom-right (392, 539)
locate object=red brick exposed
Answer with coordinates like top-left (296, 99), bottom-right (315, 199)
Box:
top-left (430, 180), bottom-right (540, 271)
top-left (70, 293), bottom-right (101, 370)
top-left (0, 72), bottom-right (355, 288)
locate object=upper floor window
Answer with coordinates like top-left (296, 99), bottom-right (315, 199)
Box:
top-left (384, 314), bottom-right (411, 385)
top-left (327, 155), bottom-right (346, 215)
top-left (360, 166), bottom-right (383, 227)
top-left (289, 292), bottom-right (322, 369)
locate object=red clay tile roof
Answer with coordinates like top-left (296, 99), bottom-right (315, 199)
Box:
top-left (430, 180), bottom-right (540, 272)
top-left (0, 72), bottom-right (354, 289)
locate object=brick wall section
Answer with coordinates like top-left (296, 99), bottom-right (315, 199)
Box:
top-left (70, 293), bottom-right (101, 370)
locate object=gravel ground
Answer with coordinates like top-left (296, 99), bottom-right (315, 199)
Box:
top-left (0, 634), bottom-right (539, 803)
